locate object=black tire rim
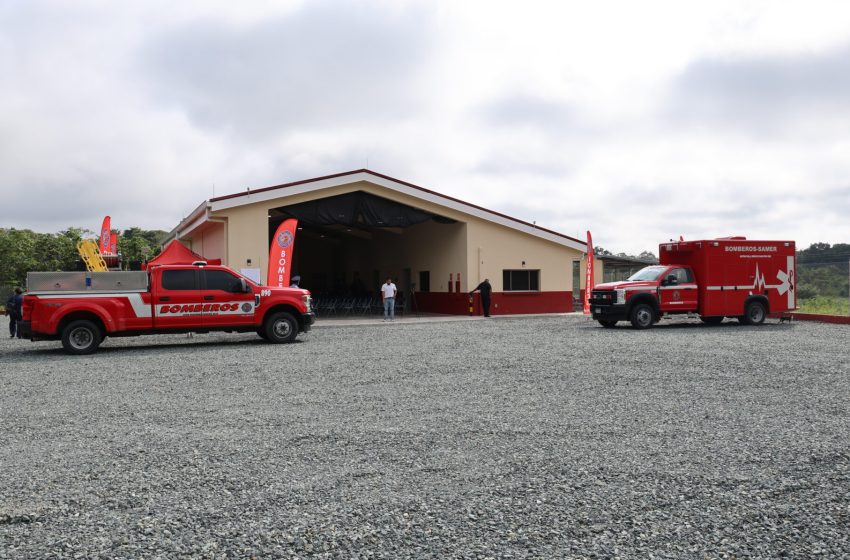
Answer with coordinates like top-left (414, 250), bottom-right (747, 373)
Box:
top-left (273, 319), bottom-right (292, 338)
top-left (635, 307), bottom-right (652, 327)
top-left (749, 304), bottom-right (765, 323)
top-left (69, 327), bottom-right (93, 350)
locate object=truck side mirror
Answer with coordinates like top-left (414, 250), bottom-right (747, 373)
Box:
top-left (665, 274), bottom-right (678, 286)
top-left (240, 278), bottom-right (250, 293)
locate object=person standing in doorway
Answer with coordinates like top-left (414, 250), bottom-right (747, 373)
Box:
top-left (6, 287), bottom-right (23, 338)
top-left (381, 277), bottom-right (397, 321)
top-left (470, 279), bottom-right (492, 317)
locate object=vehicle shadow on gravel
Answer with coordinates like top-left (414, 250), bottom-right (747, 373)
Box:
top-left (583, 321), bottom-right (795, 331)
top-left (16, 337), bottom-right (303, 357)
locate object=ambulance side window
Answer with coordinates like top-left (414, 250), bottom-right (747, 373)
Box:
top-left (203, 270), bottom-right (242, 293)
top-left (671, 268), bottom-right (693, 284)
top-left (162, 270), bottom-right (198, 290)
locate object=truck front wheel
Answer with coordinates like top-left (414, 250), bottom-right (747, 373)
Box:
top-left (743, 301), bottom-right (767, 325)
top-left (264, 312), bottom-right (298, 343)
top-left (630, 303), bottom-right (655, 329)
top-left (61, 320), bottom-right (102, 355)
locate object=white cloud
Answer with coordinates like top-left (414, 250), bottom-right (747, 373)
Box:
top-left (1, 0), bottom-right (849, 255)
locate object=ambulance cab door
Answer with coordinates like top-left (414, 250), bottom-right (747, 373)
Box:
top-left (155, 268), bottom-right (202, 329)
top-left (658, 267), bottom-right (699, 313)
top-left (200, 268), bottom-right (256, 328)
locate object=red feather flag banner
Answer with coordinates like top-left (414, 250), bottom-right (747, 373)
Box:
top-left (268, 219), bottom-right (298, 288)
top-left (99, 216), bottom-right (111, 254)
top-left (583, 230), bottom-right (595, 315)
top-left (109, 232), bottom-right (118, 255)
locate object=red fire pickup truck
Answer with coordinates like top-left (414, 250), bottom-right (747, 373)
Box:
top-left (18, 263), bottom-right (314, 354)
top-left (590, 237), bottom-right (796, 328)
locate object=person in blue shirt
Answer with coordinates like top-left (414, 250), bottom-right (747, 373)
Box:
top-left (6, 287), bottom-right (23, 338)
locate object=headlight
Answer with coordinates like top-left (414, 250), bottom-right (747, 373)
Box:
top-left (615, 289), bottom-right (626, 305)
top-left (303, 294), bottom-right (312, 312)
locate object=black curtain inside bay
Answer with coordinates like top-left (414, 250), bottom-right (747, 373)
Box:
top-left (279, 192), bottom-right (442, 228)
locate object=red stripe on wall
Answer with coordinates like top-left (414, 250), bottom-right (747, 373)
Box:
top-left (790, 313), bottom-right (850, 325)
top-left (413, 292), bottom-right (575, 315)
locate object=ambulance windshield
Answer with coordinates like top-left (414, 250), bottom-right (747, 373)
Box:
top-left (627, 266), bottom-right (667, 282)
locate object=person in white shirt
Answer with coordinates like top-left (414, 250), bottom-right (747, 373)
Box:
top-left (381, 277), bottom-right (397, 321)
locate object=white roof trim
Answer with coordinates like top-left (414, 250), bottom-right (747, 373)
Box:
top-left (210, 171), bottom-right (586, 252)
top-left (166, 201), bottom-right (210, 243)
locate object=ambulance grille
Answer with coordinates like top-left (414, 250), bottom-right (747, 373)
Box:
top-left (589, 290), bottom-right (616, 305)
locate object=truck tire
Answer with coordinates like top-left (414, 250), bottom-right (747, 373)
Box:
top-left (743, 301), bottom-right (766, 325)
top-left (700, 316), bottom-right (723, 325)
top-left (61, 320), bottom-right (102, 355)
top-left (597, 320), bottom-right (617, 328)
top-left (264, 312), bottom-right (298, 343)
top-left (630, 303), bottom-right (655, 329)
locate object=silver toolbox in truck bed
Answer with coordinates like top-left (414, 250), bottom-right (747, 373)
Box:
top-left (27, 271), bottom-right (149, 293)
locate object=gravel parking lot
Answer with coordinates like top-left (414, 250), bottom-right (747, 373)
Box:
top-left (1, 314), bottom-right (849, 559)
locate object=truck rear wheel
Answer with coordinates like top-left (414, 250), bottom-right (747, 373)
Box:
top-left (61, 320), bottom-right (102, 355)
top-left (630, 303), bottom-right (655, 329)
top-left (264, 312), bottom-right (298, 343)
top-left (743, 301), bottom-right (767, 325)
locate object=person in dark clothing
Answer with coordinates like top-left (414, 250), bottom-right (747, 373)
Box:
top-left (469, 279), bottom-right (492, 317)
top-left (6, 287), bottom-right (23, 338)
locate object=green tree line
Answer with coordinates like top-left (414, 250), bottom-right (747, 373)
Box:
top-left (796, 242), bottom-right (850, 300)
top-left (0, 227), bottom-right (166, 287)
top-left (2, 230), bottom-right (846, 303)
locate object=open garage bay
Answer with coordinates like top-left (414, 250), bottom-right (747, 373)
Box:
top-left (1, 316), bottom-right (849, 558)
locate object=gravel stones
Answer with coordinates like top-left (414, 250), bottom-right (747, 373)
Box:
top-left (1, 315), bottom-right (849, 558)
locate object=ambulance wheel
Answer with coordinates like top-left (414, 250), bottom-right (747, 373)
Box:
top-left (630, 303), bottom-right (655, 329)
top-left (61, 320), bottom-right (102, 355)
top-left (743, 301), bottom-right (766, 325)
top-left (700, 316), bottom-right (723, 325)
top-left (598, 320), bottom-right (617, 328)
top-left (264, 312), bottom-right (298, 343)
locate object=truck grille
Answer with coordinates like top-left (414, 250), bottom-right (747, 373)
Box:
top-left (590, 290), bottom-right (615, 305)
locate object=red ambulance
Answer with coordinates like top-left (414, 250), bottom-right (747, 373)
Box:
top-left (590, 237), bottom-right (796, 328)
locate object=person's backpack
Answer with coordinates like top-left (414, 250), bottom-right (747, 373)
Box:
top-left (6, 294), bottom-right (16, 314)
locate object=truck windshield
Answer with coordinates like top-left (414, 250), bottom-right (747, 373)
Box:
top-left (627, 266), bottom-right (667, 282)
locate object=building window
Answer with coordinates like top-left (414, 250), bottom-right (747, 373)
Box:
top-left (572, 261), bottom-right (581, 300)
top-left (503, 270), bottom-right (540, 291)
top-left (418, 271), bottom-right (430, 292)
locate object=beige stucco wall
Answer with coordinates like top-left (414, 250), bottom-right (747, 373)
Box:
top-left (466, 217), bottom-right (584, 292)
top-left (185, 221), bottom-right (227, 262)
top-left (182, 179), bottom-right (586, 292)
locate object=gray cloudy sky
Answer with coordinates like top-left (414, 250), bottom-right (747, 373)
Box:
top-left (2, 0), bottom-right (849, 254)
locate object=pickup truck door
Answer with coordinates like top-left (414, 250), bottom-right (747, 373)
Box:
top-left (154, 269), bottom-right (203, 329)
top-left (658, 267), bottom-right (699, 313)
top-left (200, 269), bottom-right (256, 328)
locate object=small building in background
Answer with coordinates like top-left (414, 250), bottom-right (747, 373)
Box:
top-left (596, 254), bottom-right (659, 284)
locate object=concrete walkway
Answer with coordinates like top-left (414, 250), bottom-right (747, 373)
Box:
top-left (312, 312), bottom-right (584, 327)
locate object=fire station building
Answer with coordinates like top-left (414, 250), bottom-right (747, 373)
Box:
top-left (165, 169), bottom-right (589, 315)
